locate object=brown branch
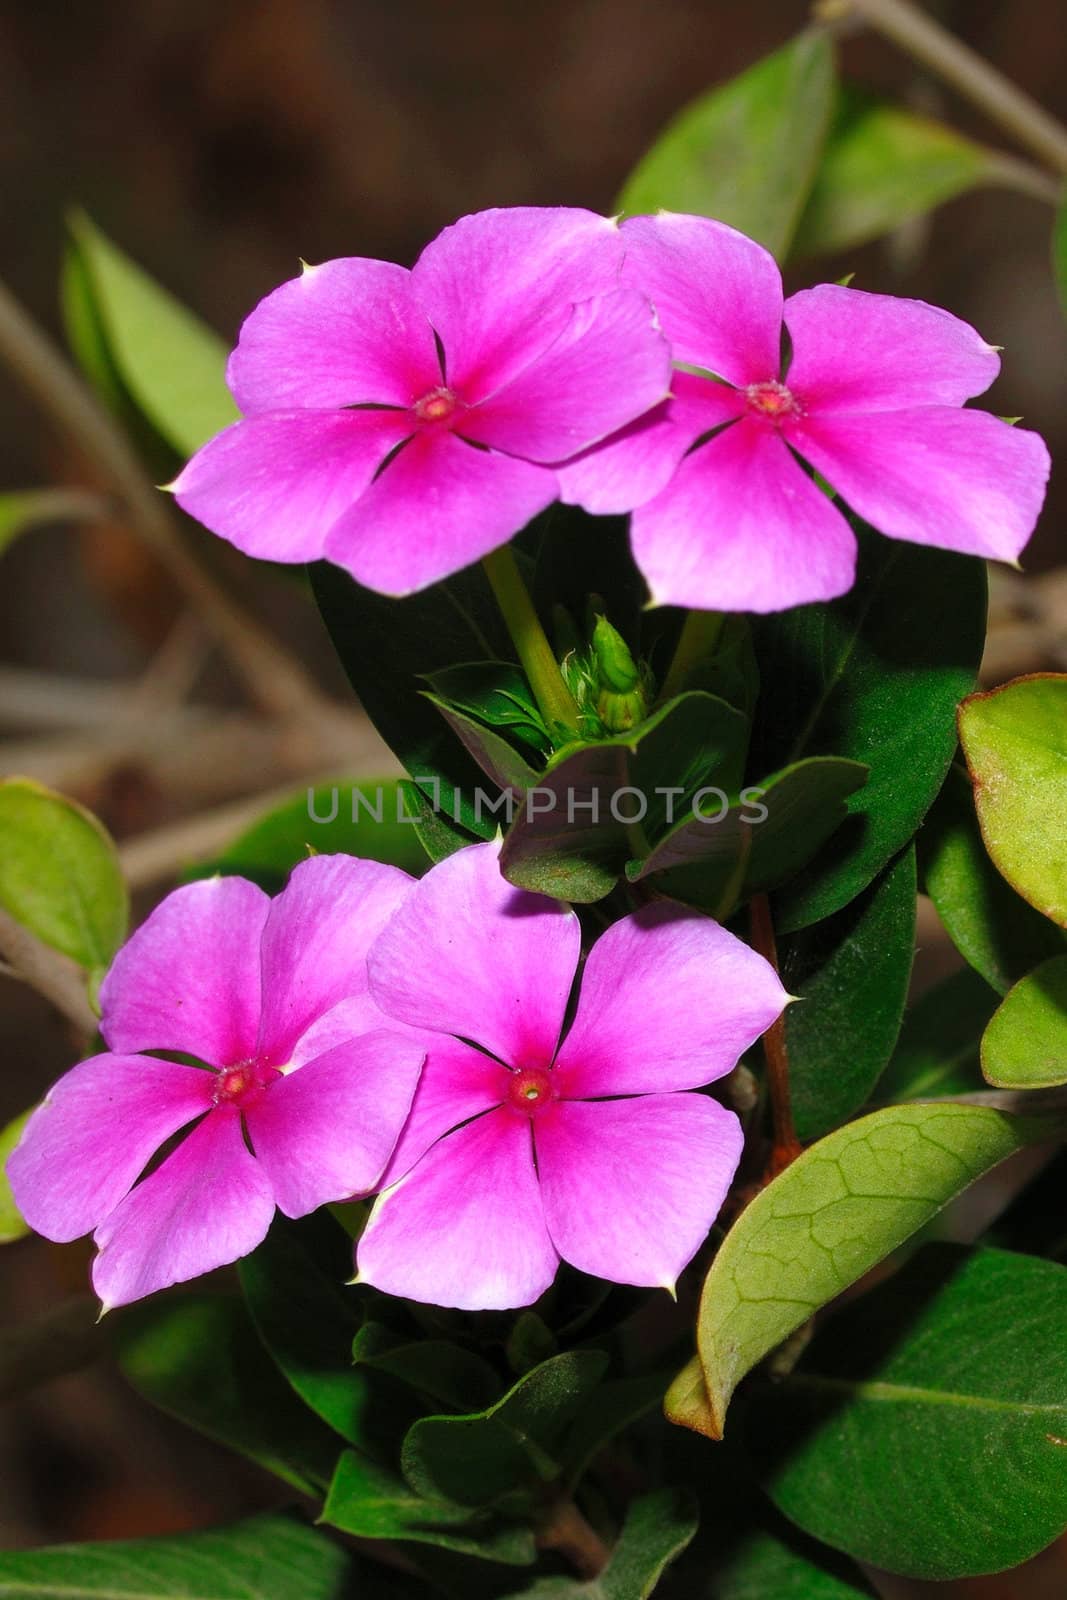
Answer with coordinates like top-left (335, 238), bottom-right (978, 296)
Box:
top-left (537, 1496), bottom-right (611, 1579)
top-left (749, 893), bottom-right (803, 1175)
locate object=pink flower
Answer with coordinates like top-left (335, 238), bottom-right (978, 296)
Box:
top-left (561, 212), bottom-right (1051, 612)
top-left (173, 208), bottom-right (671, 596)
top-left (7, 857), bottom-right (425, 1310)
top-left (355, 843), bottom-right (786, 1310)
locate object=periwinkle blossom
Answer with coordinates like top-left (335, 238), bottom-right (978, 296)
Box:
top-left (173, 207), bottom-right (671, 596)
top-left (560, 212), bottom-right (1051, 612)
top-left (7, 857), bottom-right (424, 1310)
top-left (356, 842), bottom-right (787, 1311)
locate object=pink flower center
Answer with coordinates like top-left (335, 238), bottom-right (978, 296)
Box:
top-left (744, 380), bottom-right (799, 422)
top-left (506, 1065), bottom-right (557, 1118)
top-left (213, 1059), bottom-right (281, 1111)
top-left (414, 385), bottom-right (462, 424)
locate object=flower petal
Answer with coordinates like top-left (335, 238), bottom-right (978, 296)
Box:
top-left (368, 841), bottom-right (579, 1066)
top-left (784, 285), bottom-right (1000, 412)
top-left (536, 1093), bottom-right (743, 1290)
top-left (356, 1108), bottom-right (557, 1310)
top-left (172, 410), bottom-right (412, 565)
top-left (631, 416), bottom-right (857, 612)
top-left (790, 406), bottom-right (1050, 564)
top-left (6, 1054), bottom-right (214, 1244)
top-left (256, 854), bottom-right (416, 1066)
top-left (462, 288), bottom-right (671, 464)
top-left (555, 901), bottom-right (787, 1097)
top-left (92, 1110), bottom-right (276, 1309)
top-left (325, 430), bottom-right (557, 596)
top-left (245, 1030), bottom-right (426, 1218)
top-left (379, 1035), bottom-right (510, 1187)
top-left (620, 212), bottom-right (783, 386)
top-left (227, 258), bottom-right (440, 413)
top-left (411, 207), bottom-right (625, 400)
top-left (557, 372), bottom-right (744, 515)
top-left (100, 877), bottom-right (269, 1065)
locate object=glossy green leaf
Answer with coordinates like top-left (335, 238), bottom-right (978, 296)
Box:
top-left (401, 1351), bottom-right (607, 1507)
top-left (919, 764), bottom-right (1064, 993)
top-left (879, 965), bottom-right (997, 1102)
top-left (427, 661), bottom-right (551, 756)
top-left (115, 1294), bottom-right (340, 1494)
top-left (0, 489), bottom-right (103, 558)
top-left (430, 698), bottom-right (541, 798)
top-left (749, 1246), bottom-right (1067, 1579)
top-left (65, 211), bottom-right (236, 457)
top-left (982, 954), bottom-right (1067, 1089)
top-left (684, 1102), bottom-right (1057, 1438)
top-left (716, 1523), bottom-right (876, 1598)
top-left (0, 777), bottom-right (128, 973)
top-left (959, 673), bottom-right (1067, 926)
top-left (784, 847), bottom-right (915, 1141)
top-left (352, 1324), bottom-right (501, 1412)
top-left (793, 93), bottom-right (1004, 258)
top-left (0, 1514), bottom-right (381, 1600)
top-left (618, 31), bottom-right (835, 259)
top-left (0, 1110), bottom-right (31, 1245)
top-left (501, 1489), bottom-right (697, 1600)
top-left (752, 528), bottom-right (986, 932)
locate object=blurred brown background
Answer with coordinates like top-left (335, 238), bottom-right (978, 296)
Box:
top-left (0, 2), bottom-right (1064, 1592)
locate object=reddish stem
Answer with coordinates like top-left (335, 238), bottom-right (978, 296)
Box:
top-left (749, 893), bottom-right (803, 1175)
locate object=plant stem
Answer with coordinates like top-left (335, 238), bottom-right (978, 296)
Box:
top-left (817, 0), bottom-right (1067, 176)
top-left (537, 1496), bottom-right (611, 1579)
top-left (0, 908), bottom-right (97, 1036)
top-left (749, 893), bottom-right (803, 1176)
top-left (482, 544), bottom-right (580, 733)
top-left (657, 609), bottom-right (725, 705)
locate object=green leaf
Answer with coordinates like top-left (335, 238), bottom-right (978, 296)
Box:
top-left (352, 1324), bottom-right (501, 1412)
top-left (0, 1514), bottom-right (387, 1599)
top-left (1053, 187), bottom-right (1067, 322)
top-left (65, 211), bottom-right (236, 457)
top-left (0, 778), bottom-right (128, 972)
top-left (397, 777), bottom-right (481, 864)
top-left (430, 698), bottom-right (541, 797)
top-left (919, 764), bottom-right (1064, 993)
top-left (0, 489), bottom-right (102, 559)
top-left (323, 1449), bottom-right (536, 1565)
top-left (879, 965), bottom-right (997, 1102)
top-left (401, 1351), bottom-right (608, 1507)
top-left (501, 1489), bottom-right (697, 1599)
top-left (683, 1101), bottom-right (1057, 1438)
top-left (748, 1246), bottom-right (1067, 1579)
top-left (784, 847), bottom-right (915, 1141)
top-left (627, 757), bottom-right (868, 916)
top-left (958, 673), bottom-right (1067, 926)
top-left (715, 1523), bottom-right (876, 1598)
top-left (561, 1372), bottom-right (667, 1489)
top-left (793, 92), bottom-right (1004, 259)
top-left (982, 954), bottom-right (1067, 1089)
top-left (427, 661), bottom-right (552, 756)
top-left (617, 30), bottom-right (835, 260)
top-left (0, 1110), bottom-right (31, 1245)
top-left (751, 528), bottom-right (986, 933)
top-left (115, 1294), bottom-right (340, 1495)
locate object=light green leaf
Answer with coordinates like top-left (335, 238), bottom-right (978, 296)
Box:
top-left (617, 31), bottom-right (835, 259)
top-left (0, 1110), bottom-right (31, 1245)
top-left (0, 489), bottom-right (103, 559)
top-left (684, 1101), bottom-right (1057, 1438)
top-left (0, 778), bottom-right (128, 971)
top-left (982, 953), bottom-right (1067, 1089)
top-left (501, 1489), bottom-right (697, 1599)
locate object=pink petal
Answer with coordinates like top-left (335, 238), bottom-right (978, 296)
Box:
top-left (227, 258), bottom-right (440, 413)
top-left (100, 877), bottom-right (269, 1066)
top-left (6, 1054), bottom-right (214, 1244)
top-left (784, 285), bottom-right (1001, 413)
top-left (325, 429), bottom-right (558, 596)
top-left (789, 406), bottom-right (1050, 564)
top-left (557, 371), bottom-right (744, 515)
top-left (410, 207), bottom-right (625, 400)
top-left (554, 902), bottom-right (787, 1097)
top-left (245, 1031), bottom-right (426, 1218)
top-left (368, 841), bottom-right (580, 1067)
top-left (378, 1035), bottom-right (510, 1187)
top-left (92, 1110), bottom-right (276, 1309)
top-left (356, 1108), bottom-right (557, 1310)
top-left (256, 855), bottom-right (416, 1066)
top-left (172, 410), bottom-right (412, 564)
top-left (631, 416), bottom-right (857, 612)
top-left (536, 1093), bottom-right (743, 1289)
top-left (462, 288), bottom-right (671, 464)
top-left (620, 213), bottom-right (782, 386)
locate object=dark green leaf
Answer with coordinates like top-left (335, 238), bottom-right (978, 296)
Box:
top-left (561, 1372), bottom-right (667, 1489)
top-left (715, 1523), bottom-right (875, 1598)
top-left (982, 954), bottom-right (1067, 1089)
top-left (879, 966), bottom-right (997, 1102)
top-left (397, 777), bottom-right (481, 864)
top-left (502, 1489), bottom-right (697, 1599)
top-left (429, 699), bottom-right (541, 797)
top-left (427, 662), bottom-right (551, 756)
top-left (617, 31), bottom-right (835, 260)
top-left (353, 1324), bottom-right (501, 1412)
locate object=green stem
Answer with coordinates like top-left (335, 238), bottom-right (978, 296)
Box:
top-left (482, 545), bottom-right (580, 734)
top-left (657, 609), bottom-right (726, 704)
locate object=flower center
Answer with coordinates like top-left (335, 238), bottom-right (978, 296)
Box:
top-left (414, 385), bottom-right (461, 424)
top-left (213, 1058), bottom-right (280, 1110)
top-left (506, 1065), bottom-right (557, 1118)
top-left (744, 379), bottom-right (799, 422)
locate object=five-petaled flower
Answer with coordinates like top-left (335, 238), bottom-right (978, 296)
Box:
top-left (559, 212), bottom-right (1051, 612)
top-left (173, 207), bottom-right (671, 596)
top-left (356, 842), bottom-right (787, 1310)
top-left (7, 857), bottom-right (425, 1310)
